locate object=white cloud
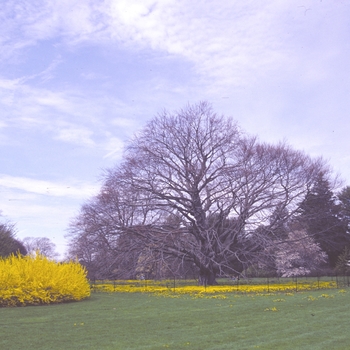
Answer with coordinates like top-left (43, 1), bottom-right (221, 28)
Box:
top-left (103, 136), bottom-right (124, 159)
top-left (0, 77), bottom-right (75, 120)
top-left (110, 117), bottom-right (136, 128)
top-left (0, 172), bottom-right (101, 259)
top-left (101, 1), bottom-right (285, 87)
top-left (54, 125), bottom-right (96, 147)
top-left (0, 174), bottom-right (99, 199)
top-left (0, 188), bottom-right (83, 259)
top-left (2, 0), bottom-right (348, 93)
top-left (0, 1), bottom-right (280, 88)
top-left (0, 75), bottom-right (134, 148)
top-left (0, 0), bottom-right (106, 60)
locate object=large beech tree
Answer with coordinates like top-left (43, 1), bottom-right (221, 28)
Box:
top-left (68, 102), bottom-right (332, 285)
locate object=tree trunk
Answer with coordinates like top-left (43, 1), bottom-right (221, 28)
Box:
top-left (198, 267), bottom-right (218, 286)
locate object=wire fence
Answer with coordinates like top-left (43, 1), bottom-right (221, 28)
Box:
top-left (89, 274), bottom-right (350, 294)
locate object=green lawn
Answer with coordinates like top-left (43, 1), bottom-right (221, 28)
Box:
top-left (1, 289), bottom-right (349, 349)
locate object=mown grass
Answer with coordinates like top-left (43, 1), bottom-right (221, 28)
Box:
top-left (1, 289), bottom-right (349, 349)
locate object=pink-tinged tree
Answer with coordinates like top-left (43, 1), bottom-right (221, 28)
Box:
top-left (275, 229), bottom-right (328, 277)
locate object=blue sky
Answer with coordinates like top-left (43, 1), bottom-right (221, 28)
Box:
top-left (1, 0), bottom-right (350, 258)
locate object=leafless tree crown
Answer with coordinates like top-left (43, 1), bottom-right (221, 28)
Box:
top-left (67, 102), bottom-right (333, 284)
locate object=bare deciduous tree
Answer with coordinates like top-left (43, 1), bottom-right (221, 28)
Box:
top-left (22, 237), bottom-right (59, 260)
top-left (68, 102), bottom-right (332, 285)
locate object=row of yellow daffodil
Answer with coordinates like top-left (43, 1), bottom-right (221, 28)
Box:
top-left (91, 280), bottom-right (337, 295)
top-left (0, 254), bottom-right (90, 307)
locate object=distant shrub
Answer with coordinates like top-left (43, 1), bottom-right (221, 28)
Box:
top-left (0, 253), bottom-right (90, 307)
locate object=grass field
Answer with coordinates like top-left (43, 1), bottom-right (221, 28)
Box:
top-left (1, 288), bottom-right (350, 350)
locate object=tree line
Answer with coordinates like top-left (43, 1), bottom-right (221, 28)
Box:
top-left (0, 221), bottom-right (59, 259)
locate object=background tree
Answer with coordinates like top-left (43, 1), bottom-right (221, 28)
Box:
top-left (68, 102), bottom-right (333, 285)
top-left (337, 186), bottom-right (350, 234)
top-left (334, 186), bottom-right (350, 272)
top-left (274, 229), bottom-right (328, 277)
top-left (298, 173), bottom-right (349, 267)
top-left (22, 237), bottom-right (59, 260)
top-left (0, 222), bottom-right (27, 258)
top-left (335, 246), bottom-right (350, 274)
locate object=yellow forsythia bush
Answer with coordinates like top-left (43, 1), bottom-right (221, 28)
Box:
top-left (0, 253), bottom-right (90, 307)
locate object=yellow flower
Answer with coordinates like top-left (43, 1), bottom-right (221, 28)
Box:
top-left (0, 253), bottom-right (90, 307)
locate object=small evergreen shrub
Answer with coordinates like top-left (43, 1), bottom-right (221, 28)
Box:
top-left (0, 253), bottom-right (90, 307)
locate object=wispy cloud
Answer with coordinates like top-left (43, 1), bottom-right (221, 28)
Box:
top-left (0, 0), bottom-right (106, 60)
top-left (0, 186), bottom-right (84, 258)
top-left (100, 1), bottom-right (290, 88)
top-left (54, 124), bottom-right (96, 147)
top-left (0, 174), bottom-right (99, 199)
top-left (0, 75), bottom-right (133, 150)
top-left (2, 0), bottom-right (348, 93)
top-left (102, 136), bottom-right (124, 159)
top-left (0, 174), bottom-right (99, 257)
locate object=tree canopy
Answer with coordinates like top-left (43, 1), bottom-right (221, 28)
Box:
top-left (67, 102), bottom-right (340, 284)
top-left (0, 222), bottom-right (27, 258)
top-left (22, 237), bottom-right (59, 260)
top-left (297, 174), bottom-right (349, 267)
